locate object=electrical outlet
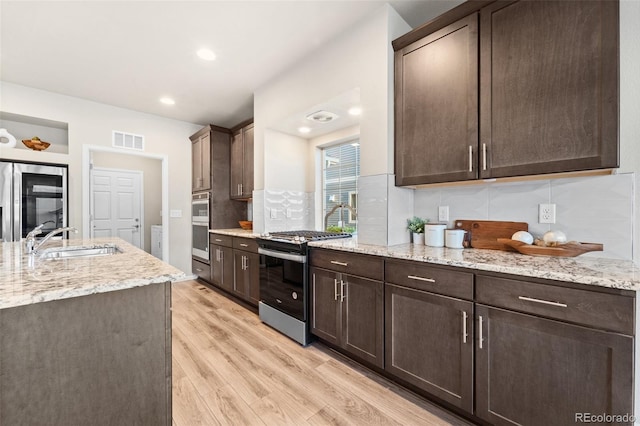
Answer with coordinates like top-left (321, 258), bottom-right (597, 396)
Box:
top-left (538, 204), bottom-right (556, 224)
top-left (438, 206), bottom-right (449, 222)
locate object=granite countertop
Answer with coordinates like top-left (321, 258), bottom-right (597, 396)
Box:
top-left (0, 237), bottom-right (187, 310)
top-left (209, 228), bottom-right (258, 238)
top-left (309, 239), bottom-right (640, 292)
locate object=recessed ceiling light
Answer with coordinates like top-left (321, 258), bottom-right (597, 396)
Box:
top-left (348, 107), bottom-right (362, 116)
top-left (160, 97), bottom-right (175, 105)
top-left (197, 48), bottom-right (216, 61)
top-left (298, 126), bottom-right (311, 134)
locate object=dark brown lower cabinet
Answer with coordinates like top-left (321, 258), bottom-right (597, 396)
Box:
top-left (310, 267), bottom-right (384, 368)
top-left (233, 250), bottom-right (260, 306)
top-left (475, 305), bottom-right (633, 426)
top-left (210, 244), bottom-right (233, 292)
top-left (384, 283), bottom-right (473, 412)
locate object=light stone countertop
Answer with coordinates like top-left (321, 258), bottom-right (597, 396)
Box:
top-left (209, 228), bottom-right (258, 238)
top-left (0, 237), bottom-right (187, 310)
top-left (309, 239), bottom-right (640, 292)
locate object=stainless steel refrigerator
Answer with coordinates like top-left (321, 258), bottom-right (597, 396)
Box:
top-left (0, 161), bottom-right (68, 242)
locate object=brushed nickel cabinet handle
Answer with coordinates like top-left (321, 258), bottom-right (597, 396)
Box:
top-left (340, 280), bottom-right (346, 302)
top-left (408, 275), bottom-right (436, 283)
top-left (240, 243), bottom-right (249, 247)
top-left (468, 145), bottom-right (473, 172)
top-left (330, 260), bottom-right (348, 267)
top-left (334, 278), bottom-right (339, 301)
top-left (195, 268), bottom-right (203, 272)
top-left (482, 143), bottom-right (487, 171)
top-left (240, 183), bottom-right (243, 195)
top-left (478, 315), bottom-right (484, 349)
top-left (462, 311), bottom-right (468, 344)
top-left (215, 238), bottom-right (222, 242)
top-left (518, 296), bottom-right (568, 308)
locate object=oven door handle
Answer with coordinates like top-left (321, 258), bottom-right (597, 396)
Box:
top-left (258, 247), bottom-right (307, 264)
top-left (192, 222), bottom-right (209, 227)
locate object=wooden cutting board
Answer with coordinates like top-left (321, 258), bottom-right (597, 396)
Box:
top-left (453, 220), bottom-right (529, 251)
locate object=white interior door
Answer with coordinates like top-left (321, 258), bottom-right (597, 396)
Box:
top-left (91, 167), bottom-right (143, 248)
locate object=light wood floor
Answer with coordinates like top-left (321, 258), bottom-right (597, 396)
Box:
top-left (171, 280), bottom-right (471, 426)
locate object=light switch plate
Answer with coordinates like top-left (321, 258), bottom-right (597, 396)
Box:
top-left (169, 209), bottom-right (182, 218)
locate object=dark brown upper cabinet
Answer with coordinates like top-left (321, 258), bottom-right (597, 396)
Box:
top-left (191, 129), bottom-right (211, 192)
top-left (479, 0), bottom-right (619, 179)
top-left (393, 0), bottom-right (619, 186)
top-left (230, 121), bottom-right (254, 200)
top-left (395, 13), bottom-right (479, 186)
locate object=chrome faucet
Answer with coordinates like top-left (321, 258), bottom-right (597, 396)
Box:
top-left (25, 224), bottom-right (78, 254)
top-left (324, 203), bottom-right (357, 230)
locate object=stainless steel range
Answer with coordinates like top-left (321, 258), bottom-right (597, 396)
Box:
top-left (256, 230), bottom-right (351, 345)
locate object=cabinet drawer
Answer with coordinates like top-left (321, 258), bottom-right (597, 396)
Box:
top-left (310, 249), bottom-right (383, 281)
top-left (385, 260), bottom-right (473, 300)
top-left (209, 233), bottom-right (233, 247)
top-left (192, 258), bottom-right (211, 282)
top-left (233, 237), bottom-right (258, 253)
top-left (476, 275), bottom-right (634, 335)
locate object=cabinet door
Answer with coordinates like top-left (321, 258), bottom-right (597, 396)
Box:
top-left (230, 130), bottom-right (243, 198)
top-left (192, 138), bottom-right (202, 191)
top-left (242, 124), bottom-right (254, 198)
top-left (385, 283), bottom-right (473, 412)
top-left (211, 244), bottom-right (233, 292)
top-left (342, 274), bottom-right (383, 368)
top-left (480, 0), bottom-right (619, 178)
top-left (310, 267), bottom-right (340, 346)
top-left (395, 13), bottom-right (478, 185)
top-left (475, 305), bottom-right (633, 426)
top-left (200, 132), bottom-right (211, 191)
top-left (233, 251), bottom-right (248, 298)
top-left (246, 252), bottom-right (260, 306)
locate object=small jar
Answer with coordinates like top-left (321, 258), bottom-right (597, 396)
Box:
top-left (445, 229), bottom-right (467, 249)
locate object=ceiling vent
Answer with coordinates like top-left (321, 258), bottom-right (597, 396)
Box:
top-left (113, 130), bottom-right (144, 151)
top-left (306, 110), bottom-right (339, 123)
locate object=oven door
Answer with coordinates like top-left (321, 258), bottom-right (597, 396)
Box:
top-left (258, 248), bottom-right (307, 322)
top-left (192, 222), bottom-right (209, 262)
top-left (192, 192), bottom-right (209, 224)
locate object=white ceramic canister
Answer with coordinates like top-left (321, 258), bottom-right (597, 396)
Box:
top-left (445, 229), bottom-right (467, 249)
top-left (425, 223), bottom-right (447, 247)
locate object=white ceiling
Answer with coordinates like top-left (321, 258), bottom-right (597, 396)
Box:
top-left (0, 1), bottom-right (461, 128)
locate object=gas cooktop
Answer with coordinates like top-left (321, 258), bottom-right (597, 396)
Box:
top-left (258, 230), bottom-right (352, 243)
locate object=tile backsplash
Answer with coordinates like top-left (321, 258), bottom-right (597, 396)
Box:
top-left (258, 189), bottom-right (313, 232)
top-left (413, 173), bottom-right (634, 260)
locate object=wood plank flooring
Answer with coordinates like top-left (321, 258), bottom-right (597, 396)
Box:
top-left (172, 280), bottom-right (471, 426)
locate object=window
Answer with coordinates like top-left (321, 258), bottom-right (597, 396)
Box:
top-left (322, 140), bottom-right (359, 233)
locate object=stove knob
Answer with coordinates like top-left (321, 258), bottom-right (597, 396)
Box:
top-left (293, 236), bottom-right (301, 242)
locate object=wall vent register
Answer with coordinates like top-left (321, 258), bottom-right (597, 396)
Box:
top-left (112, 130), bottom-right (144, 151)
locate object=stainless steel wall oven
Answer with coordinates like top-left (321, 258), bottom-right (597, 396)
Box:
top-left (192, 192), bottom-right (209, 262)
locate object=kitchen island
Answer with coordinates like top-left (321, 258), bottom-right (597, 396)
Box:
top-left (0, 237), bottom-right (186, 426)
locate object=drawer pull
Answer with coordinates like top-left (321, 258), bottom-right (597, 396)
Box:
top-left (478, 315), bottom-right (484, 349)
top-left (330, 260), bottom-right (349, 267)
top-left (518, 296), bottom-right (568, 308)
top-left (408, 275), bottom-right (436, 283)
top-left (240, 243), bottom-right (249, 247)
top-left (215, 238), bottom-right (222, 242)
top-left (462, 311), bottom-right (468, 344)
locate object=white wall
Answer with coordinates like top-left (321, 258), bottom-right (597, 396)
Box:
top-left (253, 4), bottom-right (411, 241)
top-left (0, 82), bottom-right (202, 272)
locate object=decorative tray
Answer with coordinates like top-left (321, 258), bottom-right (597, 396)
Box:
top-left (22, 138), bottom-right (51, 151)
top-left (496, 239), bottom-right (603, 257)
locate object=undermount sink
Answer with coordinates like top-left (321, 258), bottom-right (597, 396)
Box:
top-left (38, 244), bottom-right (122, 260)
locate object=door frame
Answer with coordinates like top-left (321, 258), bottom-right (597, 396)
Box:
top-left (90, 166), bottom-right (144, 249)
top-left (82, 145), bottom-right (169, 262)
